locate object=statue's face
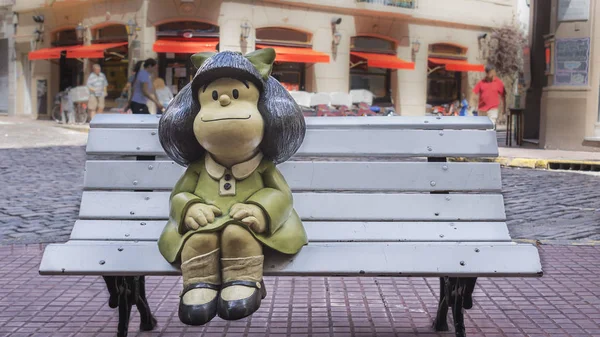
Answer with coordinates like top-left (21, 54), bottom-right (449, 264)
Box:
top-left (193, 78), bottom-right (264, 160)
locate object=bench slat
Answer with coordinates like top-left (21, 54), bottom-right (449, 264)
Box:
top-left (86, 128), bottom-right (499, 158)
top-left (90, 114), bottom-right (494, 130)
top-left (79, 191), bottom-right (506, 221)
top-left (84, 161), bottom-right (502, 192)
top-left (39, 241), bottom-right (542, 277)
top-left (70, 220), bottom-right (512, 242)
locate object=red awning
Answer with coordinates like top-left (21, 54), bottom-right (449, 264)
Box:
top-left (350, 52), bottom-right (414, 70)
top-left (66, 42), bottom-right (128, 59)
top-left (28, 45), bottom-right (80, 60)
top-left (153, 39), bottom-right (219, 54)
top-left (256, 44), bottom-right (330, 63)
top-left (428, 57), bottom-right (485, 72)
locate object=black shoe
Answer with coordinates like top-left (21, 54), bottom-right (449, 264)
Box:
top-left (178, 282), bottom-right (220, 326)
top-left (217, 280), bottom-right (267, 321)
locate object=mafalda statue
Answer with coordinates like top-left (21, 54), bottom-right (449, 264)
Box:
top-left (158, 48), bottom-right (307, 325)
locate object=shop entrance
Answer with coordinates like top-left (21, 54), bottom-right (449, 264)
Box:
top-left (53, 29), bottom-right (83, 91)
top-left (93, 24), bottom-right (129, 100)
top-left (349, 36), bottom-right (414, 109)
top-left (154, 21), bottom-right (219, 96)
top-left (426, 43), bottom-right (484, 109)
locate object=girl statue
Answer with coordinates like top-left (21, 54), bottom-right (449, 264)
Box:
top-left (157, 48), bottom-right (307, 326)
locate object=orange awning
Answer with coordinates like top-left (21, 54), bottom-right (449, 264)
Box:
top-left (153, 39), bottom-right (218, 54)
top-left (256, 44), bottom-right (330, 63)
top-left (350, 52), bottom-right (414, 70)
top-left (66, 42), bottom-right (128, 59)
top-left (28, 45), bottom-right (80, 60)
top-left (428, 57), bottom-right (485, 72)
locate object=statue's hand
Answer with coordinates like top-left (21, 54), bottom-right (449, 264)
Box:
top-left (184, 203), bottom-right (222, 230)
top-left (230, 203), bottom-right (267, 234)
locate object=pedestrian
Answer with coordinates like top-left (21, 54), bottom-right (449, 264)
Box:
top-left (121, 60), bottom-right (144, 98)
top-left (130, 58), bottom-right (164, 114)
top-left (471, 65), bottom-right (506, 128)
top-left (459, 93), bottom-right (469, 116)
top-left (86, 64), bottom-right (108, 121)
top-left (153, 78), bottom-right (174, 109)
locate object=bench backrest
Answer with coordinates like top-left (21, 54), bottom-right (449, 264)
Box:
top-left (81, 114), bottom-right (503, 226)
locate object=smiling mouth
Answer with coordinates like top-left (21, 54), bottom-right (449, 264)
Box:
top-left (201, 116), bottom-right (251, 122)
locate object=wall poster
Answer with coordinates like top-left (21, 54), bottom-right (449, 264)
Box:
top-left (558, 0), bottom-right (590, 22)
top-left (554, 37), bottom-right (590, 86)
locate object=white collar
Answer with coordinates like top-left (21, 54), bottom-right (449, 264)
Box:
top-left (205, 152), bottom-right (264, 180)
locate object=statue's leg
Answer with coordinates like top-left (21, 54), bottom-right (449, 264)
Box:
top-left (178, 232), bottom-right (221, 326)
top-left (218, 224), bottom-right (266, 320)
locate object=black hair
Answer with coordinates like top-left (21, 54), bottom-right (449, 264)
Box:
top-left (133, 60), bottom-right (144, 73)
top-left (485, 64), bottom-right (495, 73)
top-left (159, 51), bottom-right (305, 167)
top-left (143, 58), bottom-right (157, 68)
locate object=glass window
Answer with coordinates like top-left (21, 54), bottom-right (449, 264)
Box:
top-left (350, 67), bottom-right (391, 104)
top-left (256, 28), bottom-right (311, 45)
top-left (53, 29), bottom-right (79, 47)
top-left (157, 21), bottom-right (218, 33)
top-left (95, 25), bottom-right (128, 43)
top-left (427, 68), bottom-right (461, 104)
top-left (351, 36), bottom-right (395, 53)
top-left (271, 62), bottom-right (304, 91)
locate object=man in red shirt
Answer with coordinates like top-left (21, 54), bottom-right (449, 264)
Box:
top-left (471, 65), bottom-right (506, 129)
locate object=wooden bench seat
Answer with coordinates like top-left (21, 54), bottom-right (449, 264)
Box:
top-left (39, 114), bottom-right (542, 337)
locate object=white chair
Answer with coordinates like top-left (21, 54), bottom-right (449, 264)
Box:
top-left (329, 92), bottom-right (353, 107)
top-left (309, 92), bottom-right (331, 107)
top-left (349, 89), bottom-right (375, 105)
top-left (289, 91), bottom-right (312, 107)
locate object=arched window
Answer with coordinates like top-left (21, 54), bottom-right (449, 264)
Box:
top-left (426, 43), bottom-right (483, 106)
top-left (156, 21), bottom-right (219, 38)
top-left (52, 28), bottom-right (79, 47)
top-left (255, 27), bottom-right (318, 91)
top-left (349, 36), bottom-right (399, 105)
top-left (93, 24), bottom-right (128, 43)
top-left (351, 36), bottom-right (395, 54)
top-left (256, 27), bottom-right (311, 46)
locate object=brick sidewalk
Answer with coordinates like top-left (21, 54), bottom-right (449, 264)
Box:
top-left (0, 244), bottom-right (599, 337)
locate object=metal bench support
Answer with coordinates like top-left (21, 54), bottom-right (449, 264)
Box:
top-left (428, 156), bottom-right (478, 337)
top-left (101, 154), bottom-right (158, 337)
top-left (102, 276), bottom-right (157, 337)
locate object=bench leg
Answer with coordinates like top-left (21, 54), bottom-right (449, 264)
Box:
top-left (102, 276), bottom-right (157, 337)
top-left (433, 277), bottom-right (449, 331)
top-left (433, 277), bottom-right (477, 337)
top-left (135, 276), bottom-right (158, 331)
top-left (449, 277), bottom-right (477, 337)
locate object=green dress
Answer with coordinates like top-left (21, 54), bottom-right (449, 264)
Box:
top-left (158, 152), bottom-right (307, 263)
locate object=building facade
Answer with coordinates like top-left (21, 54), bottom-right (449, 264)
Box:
top-left (0, 0), bottom-right (15, 114)
top-left (11, 0), bottom-right (519, 119)
top-left (527, 0), bottom-right (600, 151)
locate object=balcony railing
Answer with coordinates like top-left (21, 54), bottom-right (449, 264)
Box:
top-left (0, 0), bottom-right (15, 7)
top-left (356, 0), bottom-right (416, 9)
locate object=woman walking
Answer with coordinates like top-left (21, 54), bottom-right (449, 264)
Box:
top-left (130, 58), bottom-right (164, 114)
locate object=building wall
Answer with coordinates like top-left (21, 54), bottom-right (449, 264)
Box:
top-left (538, 0), bottom-right (600, 151)
top-left (13, 0), bottom-right (517, 118)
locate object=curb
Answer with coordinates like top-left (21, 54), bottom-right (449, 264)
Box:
top-left (451, 157), bottom-right (600, 170)
top-left (55, 124), bottom-right (90, 134)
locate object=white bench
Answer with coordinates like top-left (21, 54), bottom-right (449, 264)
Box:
top-left (39, 114), bottom-right (542, 337)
